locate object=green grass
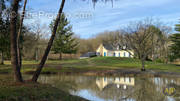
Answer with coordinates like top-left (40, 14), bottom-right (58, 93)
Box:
top-left (0, 75), bottom-right (87, 101)
top-left (0, 57), bottom-right (180, 74)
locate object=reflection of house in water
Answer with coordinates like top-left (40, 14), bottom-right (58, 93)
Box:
top-left (96, 77), bottom-right (135, 91)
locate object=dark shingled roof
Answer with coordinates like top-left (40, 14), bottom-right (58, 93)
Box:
top-left (103, 43), bottom-right (115, 51)
top-left (102, 43), bottom-right (131, 51)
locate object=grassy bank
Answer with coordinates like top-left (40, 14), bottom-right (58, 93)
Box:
top-left (0, 75), bottom-right (87, 101)
top-left (0, 57), bottom-right (179, 74)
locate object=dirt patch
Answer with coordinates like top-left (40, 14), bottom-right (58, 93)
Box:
top-left (25, 71), bottom-right (57, 75)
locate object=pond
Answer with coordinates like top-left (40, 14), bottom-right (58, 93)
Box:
top-left (37, 74), bottom-right (180, 101)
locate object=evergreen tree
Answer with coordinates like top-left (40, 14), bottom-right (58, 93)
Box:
top-left (0, 0), bottom-right (27, 65)
top-left (169, 21), bottom-right (180, 61)
top-left (0, 0), bottom-right (10, 65)
top-left (50, 13), bottom-right (78, 60)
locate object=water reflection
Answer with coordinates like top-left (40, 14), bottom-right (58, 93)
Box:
top-left (96, 77), bottom-right (135, 91)
top-left (38, 75), bottom-right (180, 101)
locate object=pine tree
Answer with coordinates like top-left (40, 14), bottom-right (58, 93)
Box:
top-left (169, 21), bottom-right (180, 61)
top-left (0, 0), bottom-right (10, 65)
top-left (50, 13), bottom-right (78, 60)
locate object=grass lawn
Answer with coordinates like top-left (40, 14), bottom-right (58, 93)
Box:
top-left (0, 74), bottom-right (87, 101)
top-left (0, 57), bottom-right (179, 74)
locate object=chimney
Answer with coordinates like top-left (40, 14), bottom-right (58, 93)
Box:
top-left (117, 45), bottom-right (120, 50)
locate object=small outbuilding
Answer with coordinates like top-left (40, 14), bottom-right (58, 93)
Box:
top-left (80, 52), bottom-right (97, 59)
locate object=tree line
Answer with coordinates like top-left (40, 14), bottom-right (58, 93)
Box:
top-left (0, 0), bottom-right (180, 82)
top-left (77, 18), bottom-right (180, 71)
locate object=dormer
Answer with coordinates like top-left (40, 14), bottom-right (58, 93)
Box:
top-left (123, 45), bottom-right (126, 50)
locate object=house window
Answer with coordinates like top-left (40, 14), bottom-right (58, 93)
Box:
top-left (104, 77), bottom-right (107, 82)
top-left (125, 77), bottom-right (130, 83)
top-left (104, 52), bottom-right (106, 56)
top-left (119, 53), bottom-right (120, 57)
top-left (124, 52), bottom-right (126, 57)
top-left (129, 52), bottom-right (131, 57)
top-left (114, 53), bottom-right (116, 56)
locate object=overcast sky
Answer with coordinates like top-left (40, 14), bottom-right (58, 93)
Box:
top-left (24, 0), bottom-right (180, 38)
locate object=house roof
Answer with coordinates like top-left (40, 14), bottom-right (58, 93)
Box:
top-left (102, 43), bottom-right (131, 51)
top-left (103, 43), bottom-right (115, 51)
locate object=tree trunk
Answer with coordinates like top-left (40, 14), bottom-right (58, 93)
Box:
top-left (31, 0), bottom-right (66, 82)
top-left (10, 0), bottom-right (23, 82)
top-left (59, 52), bottom-right (62, 60)
top-left (151, 34), bottom-right (155, 61)
top-left (141, 58), bottom-right (146, 71)
top-left (35, 48), bottom-right (38, 61)
top-left (17, 0), bottom-right (27, 69)
top-left (0, 51), bottom-right (4, 65)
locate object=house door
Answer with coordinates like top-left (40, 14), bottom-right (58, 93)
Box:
top-left (113, 53), bottom-right (116, 57)
top-left (124, 52), bottom-right (126, 57)
top-left (104, 52), bottom-right (106, 56)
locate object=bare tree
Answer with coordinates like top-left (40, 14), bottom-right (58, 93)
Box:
top-left (124, 19), bottom-right (155, 71)
top-left (124, 19), bottom-right (171, 70)
top-left (10, 0), bottom-right (23, 82)
top-left (31, 0), bottom-right (66, 82)
top-left (17, 0), bottom-right (27, 69)
top-left (30, 21), bottom-right (46, 61)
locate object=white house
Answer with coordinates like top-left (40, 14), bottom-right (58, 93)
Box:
top-left (96, 43), bottom-right (134, 58)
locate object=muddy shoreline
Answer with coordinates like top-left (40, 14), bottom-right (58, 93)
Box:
top-left (19, 69), bottom-right (180, 78)
top-left (1, 69), bottom-right (180, 78)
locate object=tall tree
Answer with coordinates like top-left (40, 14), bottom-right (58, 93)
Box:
top-left (17, 0), bottom-right (27, 68)
top-left (169, 22), bottom-right (180, 61)
top-left (0, 1), bottom-right (5, 65)
top-left (0, 0), bottom-right (9, 65)
top-left (50, 13), bottom-right (78, 60)
top-left (124, 19), bottom-right (155, 71)
top-left (0, 18), bottom-right (10, 65)
top-left (0, 18), bottom-right (5, 65)
top-left (170, 21), bottom-right (180, 61)
top-left (10, 0), bottom-right (23, 82)
top-left (31, 0), bottom-right (66, 82)
top-left (169, 33), bottom-right (180, 61)
top-left (30, 22), bottom-right (47, 61)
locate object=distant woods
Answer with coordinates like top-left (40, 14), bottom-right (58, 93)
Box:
top-left (77, 18), bottom-right (172, 64)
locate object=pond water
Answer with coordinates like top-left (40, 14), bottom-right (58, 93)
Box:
top-left (37, 74), bottom-right (180, 101)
